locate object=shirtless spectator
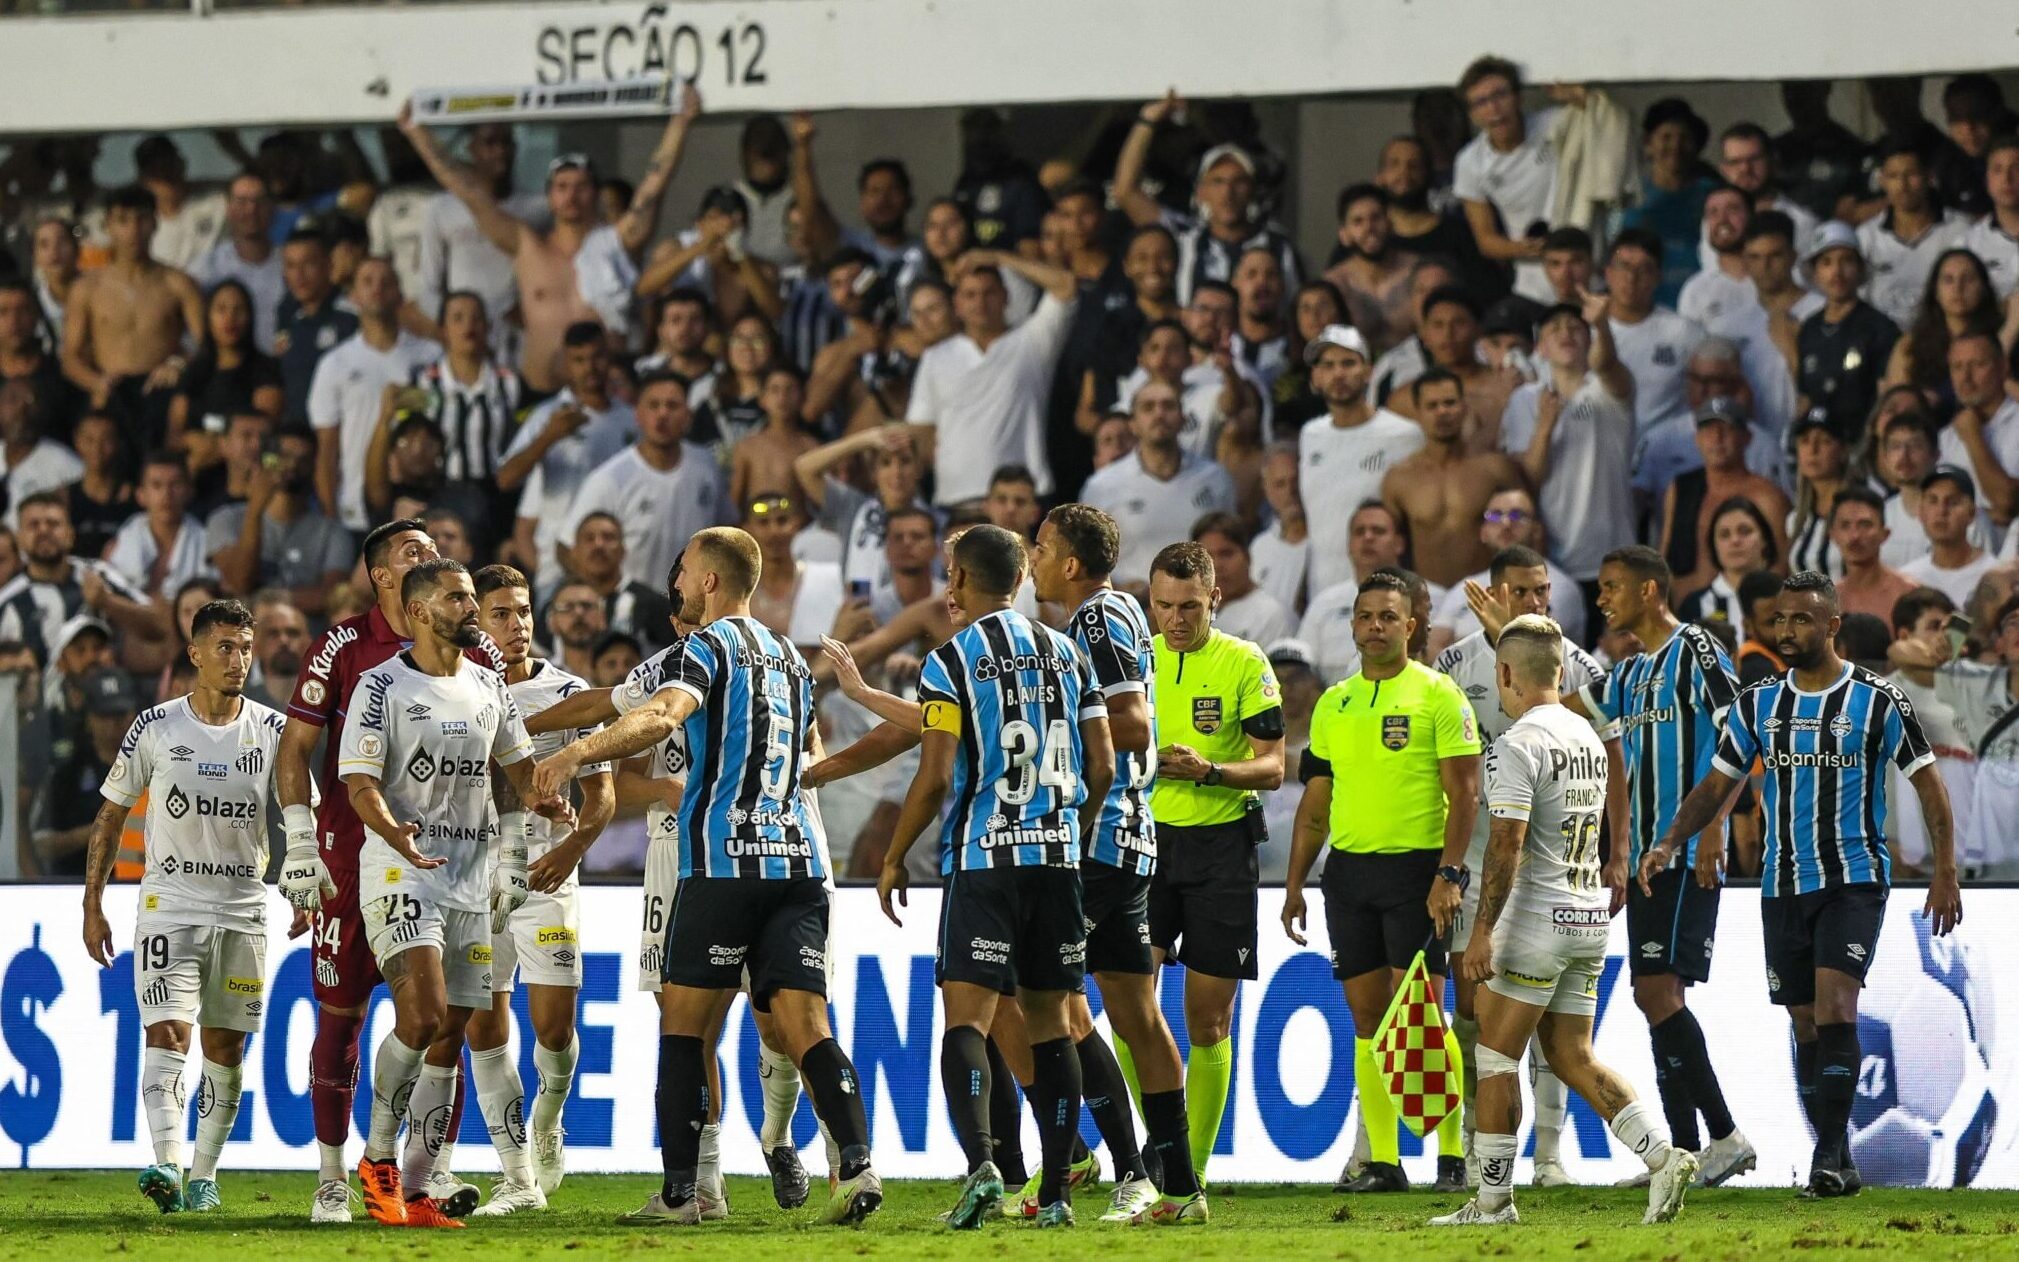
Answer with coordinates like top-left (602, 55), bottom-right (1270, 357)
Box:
top-left (1829, 485), bottom-right (1919, 622)
top-left (730, 365), bottom-right (817, 511)
top-left (1391, 285), bottom-right (1520, 448)
top-left (192, 173), bottom-right (284, 353)
top-left (1425, 485), bottom-right (1587, 651)
top-left (60, 187), bottom-right (202, 424)
top-left (398, 87), bottom-right (699, 391)
top-left (1381, 368), bottom-right (1524, 587)
top-left (1323, 184), bottom-right (1420, 356)
top-left (1659, 396), bottom-right (1793, 595)
top-left (305, 256), bottom-right (440, 531)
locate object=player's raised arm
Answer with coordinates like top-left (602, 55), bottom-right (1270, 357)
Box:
top-left (523, 686), bottom-right (619, 735)
top-left (535, 687), bottom-right (700, 799)
top-left (821, 635), bottom-right (923, 730)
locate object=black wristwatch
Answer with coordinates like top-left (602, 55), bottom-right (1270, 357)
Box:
top-left (1203, 763), bottom-right (1224, 787)
top-left (1436, 864), bottom-right (1469, 891)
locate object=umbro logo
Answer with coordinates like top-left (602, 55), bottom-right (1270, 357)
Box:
top-left (1845, 942), bottom-right (1867, 960)
top-left (170, 745), bottom-right (195, 761)
top-left (1762, 717), bottom-right (1782, 732)
top-left (1641, 941), bottom-right (1663, 958)
top-left (406, 702), bottom-right (431, 719)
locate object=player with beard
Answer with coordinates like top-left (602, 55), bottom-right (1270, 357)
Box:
top-left (82, 600), bottom-right (292, 1216)
top-left (526, 558), bottom-right (838, 1217)
top-left (276, 519), bottom-right (504, 1223)
top-left (458, 565), bottom-right (616, 1214)
top-left (1643, 572), bottom-right (1960, 1198)
top-left (534, 529), bottom-right (881, 1227)
top-left (337, 559), bottom-right (574, 1228)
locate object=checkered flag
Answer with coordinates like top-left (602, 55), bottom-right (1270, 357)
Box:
top-left (1371, 950), bottom-right (1463, 1138)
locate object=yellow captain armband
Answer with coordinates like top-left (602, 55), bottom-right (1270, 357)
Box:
top-left (921, 700), bottom-right (963, 735)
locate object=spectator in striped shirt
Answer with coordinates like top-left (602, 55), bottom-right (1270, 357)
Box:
top-left (1114, 91), bottom-right (1303, 306)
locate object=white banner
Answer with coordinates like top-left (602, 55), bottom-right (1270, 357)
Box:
top-left (4, 0), bottom-right (2019, 134)
top-left (1, 883), bottom-right (2016, 1187)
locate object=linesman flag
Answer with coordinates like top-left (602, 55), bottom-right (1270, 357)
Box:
top-left (1371, 950), bottom-right (1464, 1137)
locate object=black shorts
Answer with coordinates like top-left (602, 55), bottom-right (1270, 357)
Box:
top-left (1626, 866), bottom-right (1722, 982)
top-left (1080, 862), bottom-right (1155, 977)
top-left (1321, 849), bottom-right (1447, 980)
top-left (1762, 883), bottom-right (1887, 1007)
top-left (938, 866), bottom-right (1086, 996)
top-left (1148, 816), bottom-right (1261, 980)
top-left (661, 875), bottom-right (829, 1010)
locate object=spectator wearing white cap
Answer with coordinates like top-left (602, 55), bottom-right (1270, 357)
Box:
top-left (1856, 141), bottom-right (1968, 329)
top-left (1114, 91), bottom-right (1303, 306)
top-left (1191, 511), bottom-right (1292, 647)
top-left (906, 248), bottom-right (1078, 506)
top-left (1965, 136), bottom-right (2019, 300)
top-left (1797, 221), bottom-right (1899, 444)
top-left (1297, 324), bottom-right (1422, 598)
top-left (1081, 379), bottom-right (1236, 588)
top-left (1897, 465), bottom-right (1998, 607)
top-left (1939, 331), bottom-right (2019, 526)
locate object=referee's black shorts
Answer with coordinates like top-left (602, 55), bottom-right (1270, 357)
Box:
top-left (1148, 814), bottom-right (1261, 980)
top-left (1321, 848), bottom-right (1446, 980)
top-left (1627, 865), bottom-right (1722, 983)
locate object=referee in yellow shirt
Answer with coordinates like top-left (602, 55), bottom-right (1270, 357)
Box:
top-left (1282, 571), bottom-right (1481, 1194)
top-left (1141, 541), bottom-right (1286, 1187)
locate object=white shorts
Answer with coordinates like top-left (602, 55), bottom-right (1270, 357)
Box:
top-left (637, 830), bottom-right (680, 993)
top-left (134, 917), bottom-right (267, 1033)
top-left (493, 885), bottom-right (584, 991)
top-left (1451, 827), bottom-right (1489, 954)
top-left (1484, 907), bottom-right (1610, 1017)
top-left (363, 891), bottom-right (495, 1010)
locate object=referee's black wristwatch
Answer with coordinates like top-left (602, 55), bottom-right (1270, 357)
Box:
top-left (1203, 762), bottom-right (1224, 787)
top-left (1436, 864), bottom-right (1469, 891)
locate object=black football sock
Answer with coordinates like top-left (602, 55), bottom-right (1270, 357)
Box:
top-left (1030, 1037), bottom-right (1084, 1207)
top-left (1078, 1032), bottom-right (1148, 1183)
top-left (1648, 1015), bottom-right (1702, 1152)
top-left (1794, 1036), bottom-right (1822, 1133)
top-left (1814, 1023), bottom-right (1859, 1169)
top-left (940, 1025), bottom-right (994, 1173)
top-left (985, 1038), bottom-right (1028, 1185)
top-left (799, 1037), bottom-right (872, 1179)
top-left (1667, 1007), bottom-right (1736, 1142)
top-left (656, 1034), bottom-right (705, 1203)
top-left (1143, 1088), bottom-right (1198, 1197)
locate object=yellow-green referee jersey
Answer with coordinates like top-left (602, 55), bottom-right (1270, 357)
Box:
top-left (1304, 658), bottom-right (1481, 852)
top-left (1151, 628), bottom-right (1283, 827)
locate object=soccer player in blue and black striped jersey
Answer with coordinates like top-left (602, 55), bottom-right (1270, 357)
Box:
top-left (1642, 572), bottom-right (1963, 1199)
top-left (1030, 504), bottom-right (1204, 1224)
top-left (1567, 546), bottom-right (1755, 1185)
top-left (878, 524), bottom-right (1116, 1229)
top-left (534, 527), bottom-right (880, 1228)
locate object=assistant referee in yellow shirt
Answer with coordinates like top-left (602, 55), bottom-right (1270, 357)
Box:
top-left (1282, 570), bottom-right (1481, 1195)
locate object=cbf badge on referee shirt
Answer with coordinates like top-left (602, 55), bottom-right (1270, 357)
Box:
top-left (1381, 715), bottom-right (1411, 750)
top-left (1193, 697), bottom-right (1223, 734)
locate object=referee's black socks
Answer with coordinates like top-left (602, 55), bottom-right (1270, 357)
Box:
top-left (1813, 1023), bottom-right (1859, 1167)
top-left (655, 1034), bottom-right (705, 1203)
top-left (1030, 1037), bottom-right (1084, 1206)
top-left (941, 1025), bottom-right (995, 1172)
top-left (1078, 1032), bottom-right (1150, 1184)
top-left (799, 1037), bottom-right (873, 1180)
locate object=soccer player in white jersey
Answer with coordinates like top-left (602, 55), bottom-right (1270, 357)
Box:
top-left (1431, 615), bottom-right (1698, 1228)
top-left (457, 564), bottom-right (616, 1214)
top-left (1432, 547), bottom-right (1623, 1189)
top-left (525, 558), bottom-right (836, 1216)
top-left (82, 599), bottom-right (295, 1216)
top-left (338, 559), bottom-right (574, 1229)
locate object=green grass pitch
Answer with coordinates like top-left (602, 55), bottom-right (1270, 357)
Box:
top-left (6, 1171), bottom-right (2019, 1259)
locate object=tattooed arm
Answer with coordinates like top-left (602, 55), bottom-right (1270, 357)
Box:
top-left (1463, 816), bottom-right (1527, 983)
top-left (80, 799), bottom-right (131, 966)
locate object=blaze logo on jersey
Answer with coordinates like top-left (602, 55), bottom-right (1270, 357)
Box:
top-left (404, 745), bottom-right (437, 784)
top-left (164, 785), bottom-right (191, 819)
top-left (1193, 697), bottom-right (1223, 734)
top-left (1382, 715), bottom-right (1412, 750)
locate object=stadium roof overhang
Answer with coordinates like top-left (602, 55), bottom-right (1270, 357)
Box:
top-left (4, 0), bottom-right (2018, 133)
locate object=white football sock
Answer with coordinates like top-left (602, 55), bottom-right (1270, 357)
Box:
top-left (1453, 1015), bottom-right (1481, 1144)
top-left (698, 1122), bottom-right (722, 1191)
top-left (1475, 1131), bottom-right (1518, 1209)
top-left (317, 1141), bottom-right (346, 1182)
top-left (471, 1044), bottom-right (533, 1184)
top-left (400, 1062), bottom-right (459, 1192)
top-left (190, 1060), bottom-right (243, 1181)
top-left (759, 1043), bottom-right (802, 1149)
top-left (1608, 1101), bottom-right (1672, 1171)
top-left (140, 1047), bottom-right (188, 1169)
top-left (363, 1034), bottom-right (425, 1162)
top-left (532, 1035), bottom-right (577, 1133)
top-left (1529, 1032), bottom-right (1567, 1164)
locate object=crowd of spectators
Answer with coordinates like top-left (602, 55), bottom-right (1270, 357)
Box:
top-left (3, 63), bottom-right (2016, 881)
